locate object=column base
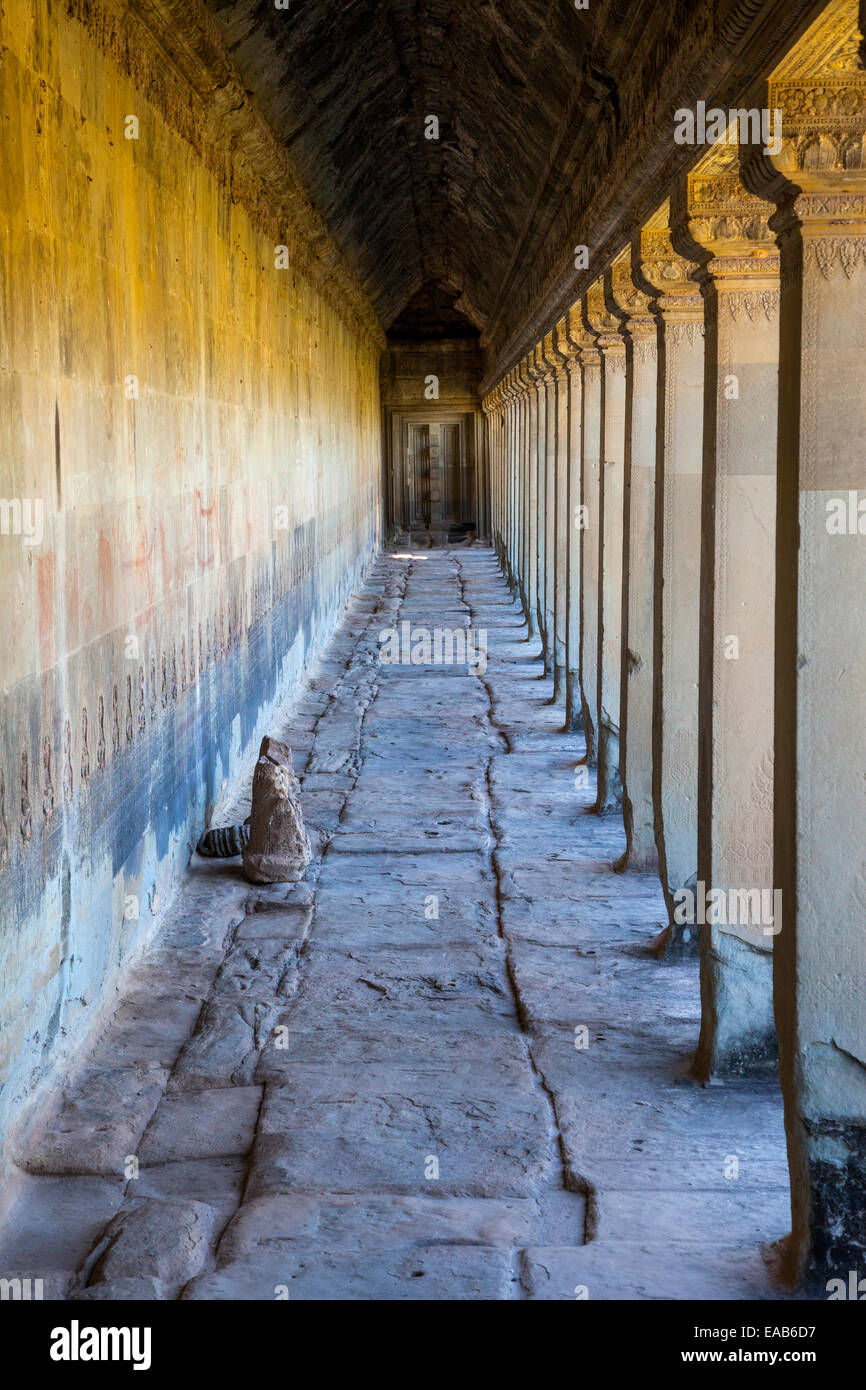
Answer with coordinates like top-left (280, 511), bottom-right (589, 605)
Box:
top-left (596, 722), bottom-right (622, 814)
top-left (795, 1121), bottom-right (866, 1295)
top-left (580, 695), bottom-right (597, 765)
top-left (543, 609), bottom-right (555, 675)
top-left (617, 793), bottom-right (658, 872)
top-left (553, 662), bottom-right (566, 704)
top-left (651, 917), bottom-right (700, 960)
top-left (695, 929), bottom-right (776, 1081)
top-left (564, 672), bottom-right (584, 732)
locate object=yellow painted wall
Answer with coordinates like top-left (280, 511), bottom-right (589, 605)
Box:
top-left (0, 0), bottom-right (382, 1174)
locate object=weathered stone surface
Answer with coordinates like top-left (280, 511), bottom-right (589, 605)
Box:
top-left (19, 1066), bottom-right (168, 1177)
top-left (83, 1198), bottom-right (218, 1290)
top-left (242, 739), bottom-right (312, 885)
top-left (71, 1276), bottom-right (170, 1301)
top-left (218, 1194), bottom-right (537, 1263)
top-left (183, 1245), bottom-right (515, 1301)
top-left (138, 1088), bottom-right (262, 1164)
top-left (170, 1002), bottom-right (275, 1091)
top-left (520, 1243), bottom-right (785, 1302)
top-left (0, 1175), bottom-right (124, 1276)
top-left (0, 550), bottom-right (793, 1301)
top-left (247, 1094), bottom-right (549, 1201)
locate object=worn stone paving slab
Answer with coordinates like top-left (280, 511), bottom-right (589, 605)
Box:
top-left (255, 1019), bottom-right (530, 1075)
top-left (217, 1194), bottom-right (538, 1260)
top-left (0, 546), bottom-right (792, 1301)
top-left (183, 1244), bottom-right (516, 1301)
top-left (248, 1094), bottom-right (550, 1199)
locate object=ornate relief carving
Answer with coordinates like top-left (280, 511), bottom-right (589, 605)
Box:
top-left (803, 235), bottom-right (866, 277)
top-left (724, 288), bottom-right (780, 320)
top-left (96, 695), bottom-right (106, 771)
top-left (632, 337), bottom-right (658, 365)
top-left (664, 319), bottom-right (705, 347)
top-left (81, 707), bottom-right (90, 784)
top-left (63, 720), bottom-right (74, 802)
top-left (0, 769), bottom-right (8, 869)
top-left (746, 0), bottom-right (866, 207)
top-left (42, 737), bottom-right (55, 822)
top-left (125, 674), bottom-right (134, 743)
top-left (637, 228), bottom-right (700, 293)
top-left (111, 684), bottom-right (120, 755)
top-left (20, 750), bottom-right (32, 844)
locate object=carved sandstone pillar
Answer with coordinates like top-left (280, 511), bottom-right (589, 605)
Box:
top-left (530, 341), bottom-right (544, 656)
top-left (491, 398), bottom-right (503, 559)
top-left (541, 334), bottom-right (561, 680)
top-left (586, 279), bottom-right (627, 813)
top-left (525, 356), bottom-right (541, 639)
top-left (553, 319), bottom-right (573, 707)
top-left (608, 248), bottom-right (659, 869)
top-left (504, 373), bottom-right (519, 585)
top-left (517, 365), bottom-right (533, 623)
top-left (577, 301), bottom-right (602, 763)
top-left (563, 305), bottom-right (585, 732)
top-left (636, 216), bottom-right (705, 953)
top-left (672, 152), bottom-right (781, 1079)
top-left (528, 347), bottom-right (549, 652)
top-left (744, 0), bottom-right (866, 1287)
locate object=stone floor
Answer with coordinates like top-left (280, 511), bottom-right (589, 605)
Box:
top-left (0, 548), bottom-right (794, 1300)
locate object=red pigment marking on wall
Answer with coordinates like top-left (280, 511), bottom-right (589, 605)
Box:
top-left (37, 552), bottom-right (56, 672)
top-left (97, 531), bottom-right (116, 631)
top-left (130, 512), bottom-right (157, 611)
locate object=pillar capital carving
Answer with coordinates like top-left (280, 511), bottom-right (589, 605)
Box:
top-left (582, 279), bottom-right (625, 362)
top-left (528, 342), bottom-right (555, 387)
top-left (516, 358), bottom-right (534, 396)
top-left (553, 316), bottom-right (579, 367)
top-left (741, 0), bottom-right (866, 273)
top-left (524, 349), bottom-right (544, 387)
top-left (671, 150), bottom-right (780, 322)
top-left (605, 252), bottom-right (656, 343)
top-left (542, 329), bottom-right (570, 382)
top-left (559, 300), bottom-right (595, 368)
top-left (633, 218), bottom-right (704, 333)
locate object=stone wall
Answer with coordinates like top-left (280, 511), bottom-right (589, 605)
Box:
top-left (0, 1), bottom-right (382, 1181)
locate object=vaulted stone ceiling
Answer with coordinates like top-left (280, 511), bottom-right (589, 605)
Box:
top-left (205, 0), bottom-right (826, 381)
top-left (205, 0), bottom-right (599, 330)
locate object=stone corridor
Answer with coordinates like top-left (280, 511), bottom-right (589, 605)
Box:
top-left (0, 551), bottom-right (789, 1300)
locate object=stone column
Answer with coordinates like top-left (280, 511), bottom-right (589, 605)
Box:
top-left (504, 373), bottom-right (518, 586)
top-left (564, 305), bottom-right (585, 732)
top-left (636, 216), bottom-right (705, 953)
top-left (608, 248), bottom-right (659, 869)
top-left (510, 375), bottom-right (525, 601)
top-left (531, 345), bottom-right (549, 662)
top-left (586, 280), bottom-right (627, 813)
top-left (484, 400), bottom-right (499, 556)
top-left (674, 154), bottom-right (780, 1077)
top-left (493, 387), bottom-right (506, 568)
top-left (745, 0), bottom-right (866, 1288)
top-left (553, 320), bottom-right (572, 707)
top-left (525, 357), bottom-right (541, 639)
top-left (576, 307), bottom-right (602, 762)
top-left (542, 334), bottom-right (560, 680)
top-left (481, 401), bottom-right (490, 540)
top-left (518, 361), bottom-right (534, 631)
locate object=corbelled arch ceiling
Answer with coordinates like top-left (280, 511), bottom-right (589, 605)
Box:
top-left (205, 0), bottom-right (829, 385)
